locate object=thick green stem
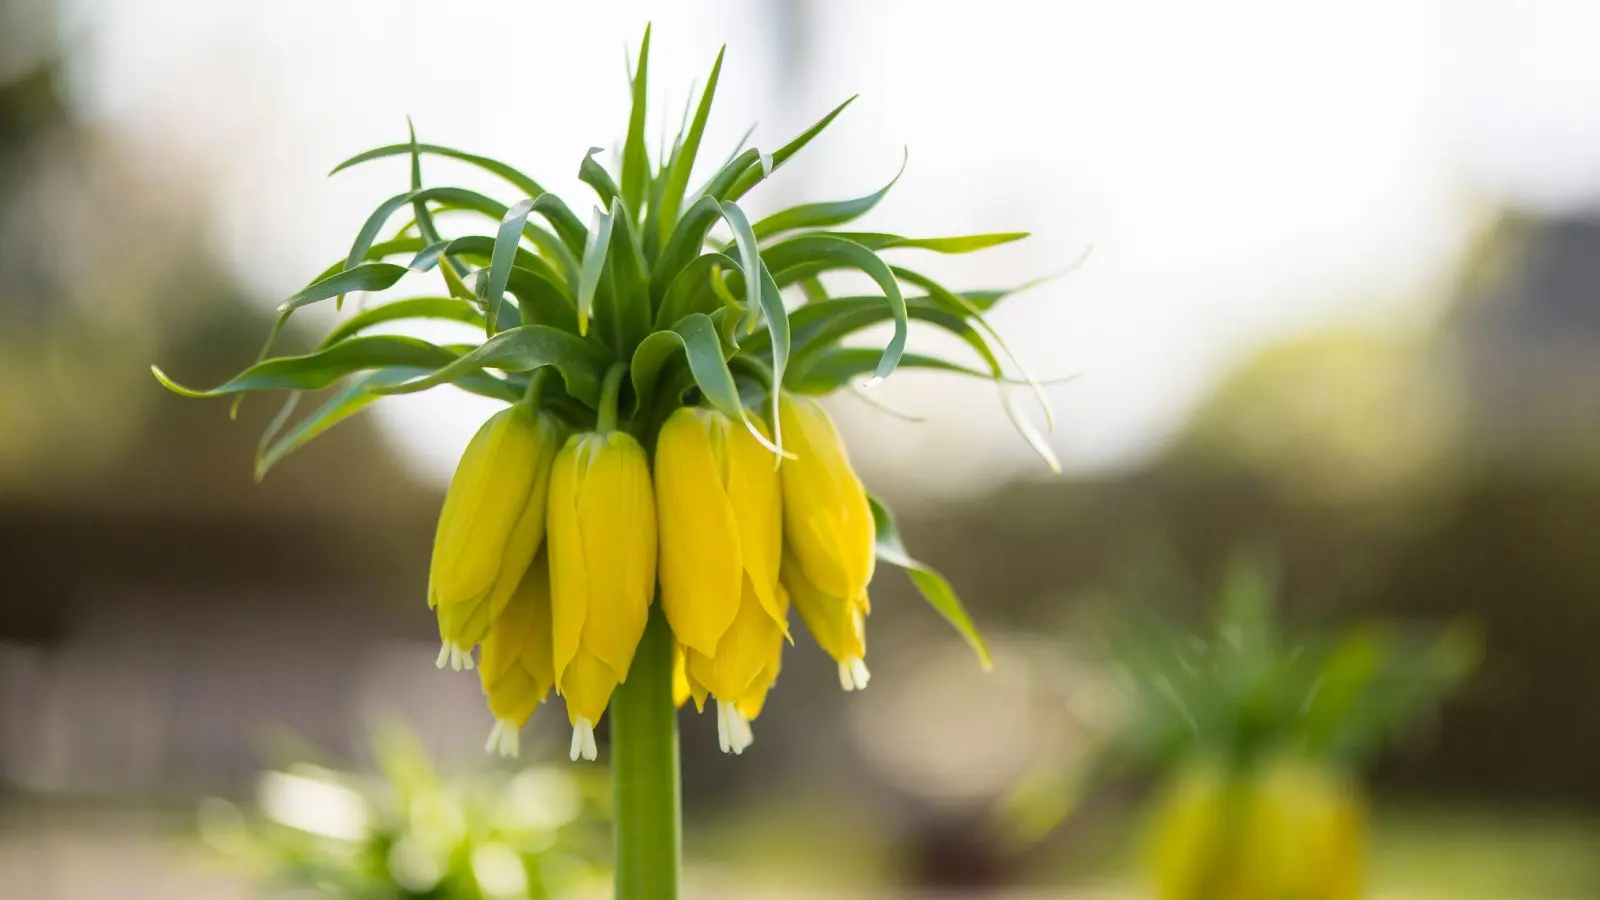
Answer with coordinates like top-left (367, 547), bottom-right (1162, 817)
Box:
top-left (610, 605), bottom-right (680, 899)
top-left (597, 362), bottom-right (628, 433)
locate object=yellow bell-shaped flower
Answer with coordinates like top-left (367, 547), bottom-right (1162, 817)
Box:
top-left (682, 582), bottom-right (789, 754)
top-left (782, 548), bottom-right (871, 691)
top-left (548, 429), bottom-right (658, 760)
top-left (1147, 757), bottom-right (1365, 900)
top-left (478, 550), bottom-right (556, 758)
top-left (778, 393), bottom-right (875, 602)
top-left (655, 406), bottom-right (785, 656)
top-left (429, 405), bottom-right (562, 670)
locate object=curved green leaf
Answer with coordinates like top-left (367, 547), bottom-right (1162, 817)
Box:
top-left (869, 495), bottom-right (992, 670)
top-left (279, 263), bottom-right (409, 313)
top-left (320, 297), bottom-right (483, 347)
top-left (575, 206), bottom-right (614, 338)
top-left (486, 198), bottom-right (535, 333)
top-left (750, 148), bottom-right (906, 239)
top-left (254, 367), bottom-right (516, 480)
top-left (407, 186), bottom-right (577, 284)
top-left (725, 95), bottom-right (858, 202)
top-left (829, 231), bottom-right (1029, 254)
top-left (579, 147), bottom-right (620, 209)
top-left (368, 325), bottom-right (610, 407)
top-left (503, 265), bottom-right (579, 333)
top-left (763, 234), bottom-right (906, 382)
top-left (655, 251), bottom-right (741, 329)
top-left (330, 141), bottom-right (547, 198)
top-left (153, 336), bottom-right (460, 397)
top-left (310, 238), bottom-right (427, 284)
top-left (787, 348), bottom-right (999, 394)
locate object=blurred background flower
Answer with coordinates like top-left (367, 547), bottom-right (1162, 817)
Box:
top-left (4, 0), bottom-right (1600, 897)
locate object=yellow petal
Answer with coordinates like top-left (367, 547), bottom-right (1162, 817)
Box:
top-left (778, 394), bottom-right (875, 600)
top-left (429, 407), bottom-right (557, 606)
top-left (576, 432), bottom-right (657, 679)
top-left (782, 548), bottom-right (867, 664)
top-left (655, 408), bottom-right (742, 655)
top-left (687, 577), bottom-right (785, 701)
top-left (725, 413), bottom-right (785, 625)
top-left (559, 646), bottom-right (620, 725)
top-left (547, 433), bottom-right (590, 681)
top-left (480, 551), bottom-right (555, 707)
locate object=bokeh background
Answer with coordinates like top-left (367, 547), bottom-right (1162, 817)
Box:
top-left (3, 0), bottom-right (1599, 897)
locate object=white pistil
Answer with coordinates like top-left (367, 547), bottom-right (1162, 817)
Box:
top-left (838, 656), bottom-right (871, 692)
top-left (569, 717), bottom-right (597, 762)
top-left (485, 718), bottom-right (520, 758)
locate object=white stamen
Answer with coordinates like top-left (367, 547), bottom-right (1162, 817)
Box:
top-left (838, 656), bottom-right (871, 692)
top-left (850, 657), bottom-right (871, 690)
top-left (716, 700), bottom-right (754, 755)
top-left (485, 718), bottom-right (520, 758)
top-left (436, 643), bottom-right (451, 669)
top-left (570, 718), bottom-right (597, 762)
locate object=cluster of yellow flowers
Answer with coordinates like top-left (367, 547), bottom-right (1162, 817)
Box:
top-left (428, 392), bottom-right (875, 761)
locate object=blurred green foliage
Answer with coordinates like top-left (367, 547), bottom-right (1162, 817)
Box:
top-left (198, 727), bottom-right (609, 900)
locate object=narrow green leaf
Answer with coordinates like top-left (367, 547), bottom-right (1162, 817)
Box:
top-left (319, 297), bottom-right (483, 347)
top-left (720, 200), bottom-right (788, 450)
top-left (330, 141), bottom-right (546, 198)
top-left (255, 367), bottom-right (516, 480)
top-left (597, 197), bottom-right (654, 357)
top-left (310, 238), bottom-right (427, 284)
top-left (725, 96), bottom-right (858, 202)
top-left (576, 206), bottom-right (614, 337)
top-left (620, 25), bottom-right (652, 220)
top-left (368, 325), bottom-right (611, 407)
top-left (279, 263), bottom-right (409, 313)
top-left (830, 231), bottom-right (1030, 254)
top-left (693, 147), bottom-right (761, 206)
top-left (896, 266), bottom-right (1054, 431)
top-left (750, 148), bottom-right (906, 239)
top-left (869, 495), bottom-right (992, 670)
top-left (486, 198), bottom-right (535, 333)
top-left (346, 192), bottom-right (419, 272)
top-left (787, 348), bottom-right (1000, 394)
top-left (655, 251), bottom-right (741, 330)
top-left (651, 195), bottom-right (726, 303)
top-left (763, 234), bottom-right (907, 382)
top-left (579, 147), bottom-right (621, 209)
top-left (152, 336), bottom-right (460, 397)
top-left (657, 46), bottom-right (724, 249)
top-left (405, 186), bottom-right (578, 284)
top-left (503, 265), bottom-right (579, 333)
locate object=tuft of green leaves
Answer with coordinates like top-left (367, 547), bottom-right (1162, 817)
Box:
top-left (153, 26), bottom-right (1074, 660)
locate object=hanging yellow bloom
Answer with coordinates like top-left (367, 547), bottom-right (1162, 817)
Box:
top-left (681, 582), bottom-right (789, 754)
top-left (429, 405), bottom-right (562, 670)
top-left (655, 406), bottom-right (785, 655)
top-left (1147, 757), bottom-right (1365, 900)
top-left (778, 393), bottom-right (875, 602)
top-left (478, 551), bottom-right (556, 758)
top-left (548, 430), bottom-right (658, 761)
top-left (782, 548), bottom-right (871, 691)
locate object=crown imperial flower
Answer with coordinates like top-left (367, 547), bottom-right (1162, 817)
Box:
top-left (429, 405), bottom-right (562, 670)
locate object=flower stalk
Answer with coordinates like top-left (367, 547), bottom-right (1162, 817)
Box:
top-left (610, 606), bottom-right (681, 899)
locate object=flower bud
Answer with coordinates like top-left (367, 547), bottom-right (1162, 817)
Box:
top-left (548, 430), bottom-right (658, 760)
top-left (782, 548), bottom-right (870, 691)
top-left (429, 405), bottom-right (562, 669)
top-left (778, 394), bottom-right (875, 600)
top-left (655, 406), bottom-right (784, 656)
top-left (478, 551), bottom-right (555, 758)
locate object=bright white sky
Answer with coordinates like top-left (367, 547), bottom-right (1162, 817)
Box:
top-left (62, 0), bottom-right (1600, 498)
